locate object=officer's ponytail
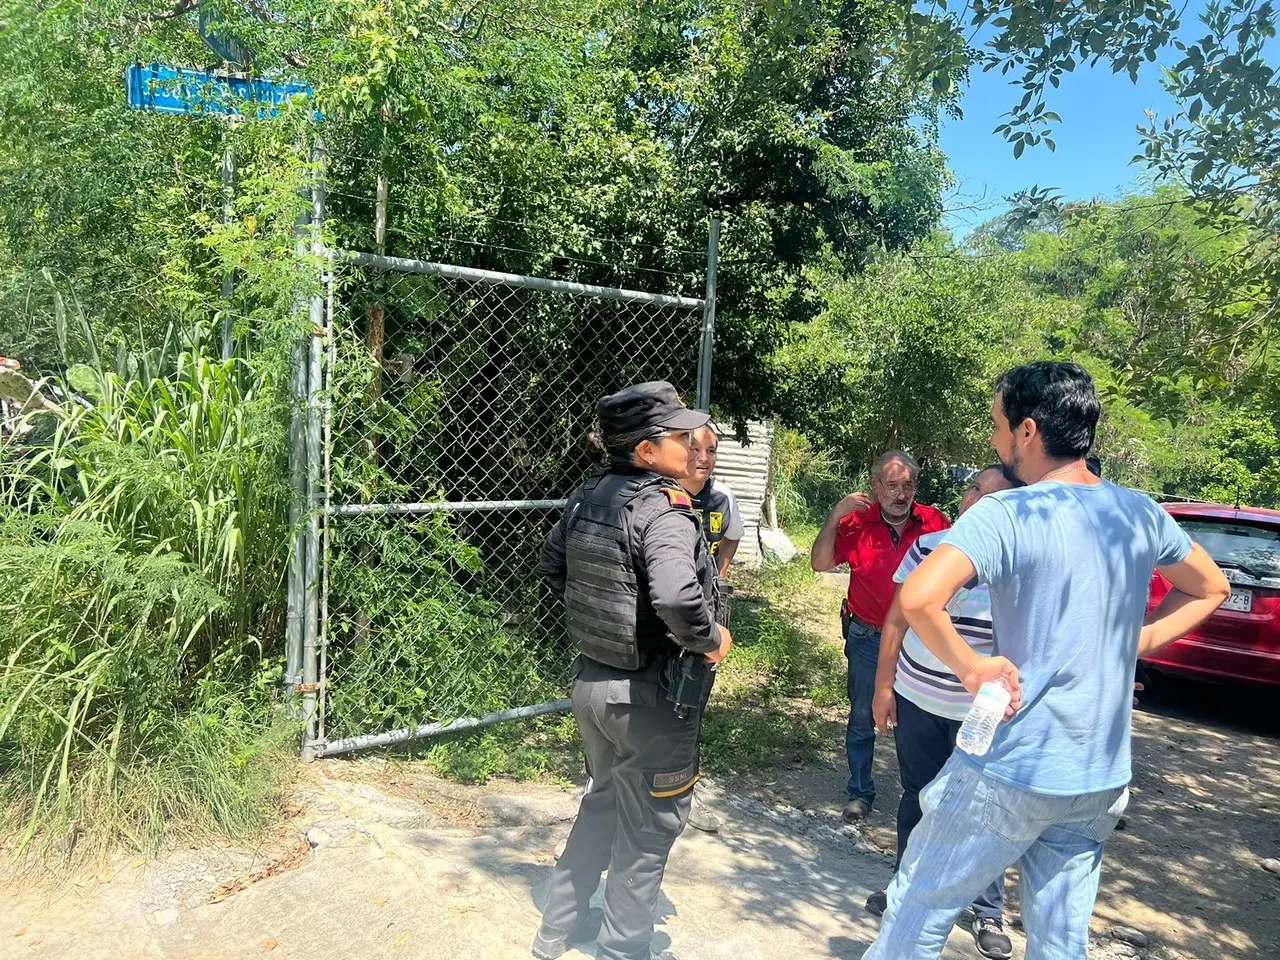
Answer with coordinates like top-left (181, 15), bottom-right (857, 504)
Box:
top-left (591, 422), bottom-right (661, 469)
top-left (585, 426), bottom-right (608, 458)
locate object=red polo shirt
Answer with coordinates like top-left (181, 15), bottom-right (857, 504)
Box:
top-left (833, 503), bottom-right (951, 627)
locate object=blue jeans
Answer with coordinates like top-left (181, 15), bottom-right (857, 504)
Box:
top-left (893, 694), bottom-right (1003, 921)
top-left (844, 621), bottom-right (881, 805)
top-left (864, 753), bottom-right (1129, 960)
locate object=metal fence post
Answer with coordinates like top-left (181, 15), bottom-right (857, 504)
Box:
top-left (318, 246), bottom-right (336, 747)
top-left (301, 140), bottom-right (327, 755)
top-left (284, 144), bottom-right (313, 710)
top-left (696, 217), bottom-right (720, 412)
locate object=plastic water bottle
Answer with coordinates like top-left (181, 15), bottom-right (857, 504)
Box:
top-left (956, 678), bottom-right (1012, 756)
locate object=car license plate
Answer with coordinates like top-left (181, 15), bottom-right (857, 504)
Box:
top-left (1222, 587), bottom-right (1253, 613)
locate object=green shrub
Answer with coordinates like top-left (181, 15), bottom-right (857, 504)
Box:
top-left (423, 714), bottom-right (580, 785)
top-left (769, 428), bottom-right (854, 531)
top-left (0, 343), bottom-right (295, 860)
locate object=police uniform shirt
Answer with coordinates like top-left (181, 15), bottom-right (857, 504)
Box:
top-left (689, 477), bottom-right (744, 559)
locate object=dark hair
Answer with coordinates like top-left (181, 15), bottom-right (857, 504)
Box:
top-left (983, 463), bottom-right (1026, 488)
top-left (994, 362), bottom-right (1100, 459)
top-left (586, 423), bottom-right (662, 467)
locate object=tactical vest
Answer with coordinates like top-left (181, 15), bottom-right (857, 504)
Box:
top-left (562, 471), bottom-right (693, 669)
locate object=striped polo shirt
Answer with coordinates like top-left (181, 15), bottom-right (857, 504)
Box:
top-left (891, 530), bottom-right (993, 721)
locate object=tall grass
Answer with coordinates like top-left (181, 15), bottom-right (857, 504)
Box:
top-left (0, 338), bottom-right (296, 862)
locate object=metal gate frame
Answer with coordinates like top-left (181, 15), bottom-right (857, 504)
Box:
top-left (285, 169), bottom-right (721, 760)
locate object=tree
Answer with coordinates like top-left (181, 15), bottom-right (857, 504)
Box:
top-left (0, 0), bottom-right (968, 428)
top-left (6, 0), bottom-right (1249, 423)
top-left (1006, 187), bottom-right (1267, 402)
top-left (771, 238), bottom-right (1053, 471)
top-left (983, 2), bottom-right (1280, 376)
top-left (983, 189), bottom-right (1280, 506)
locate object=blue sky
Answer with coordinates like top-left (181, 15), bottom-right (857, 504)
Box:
top-left (937, 6), bottom-right (1208, 237)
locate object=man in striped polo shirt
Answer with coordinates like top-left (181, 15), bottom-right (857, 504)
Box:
top-left (865, 464), bottom-right (1022, 960)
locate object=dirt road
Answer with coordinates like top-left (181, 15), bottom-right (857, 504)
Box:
top-left (4, 681), bottom-right (1273, 960)
top-left (1, 765), bottom-right (993, 960)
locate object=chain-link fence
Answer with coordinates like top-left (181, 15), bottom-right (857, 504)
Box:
top-left (304, 249), bottom-right (710, 757)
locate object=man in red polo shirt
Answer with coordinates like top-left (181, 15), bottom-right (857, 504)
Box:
top-left (810, 450), bottom-right (949, 823)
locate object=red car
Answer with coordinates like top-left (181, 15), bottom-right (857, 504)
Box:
top-left (1143, 502), bottom-right (1280, 689)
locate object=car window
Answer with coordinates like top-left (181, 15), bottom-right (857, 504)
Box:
top-left (1176, 519), bottom-right (1280, 586)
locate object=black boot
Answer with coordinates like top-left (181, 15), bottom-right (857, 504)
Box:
top-left (864, 890), bottom-right (888, 917)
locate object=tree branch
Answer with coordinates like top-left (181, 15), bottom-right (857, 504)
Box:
top-left (124, 0), bottom-right (198, 25)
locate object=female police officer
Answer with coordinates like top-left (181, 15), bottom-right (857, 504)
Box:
top-left (532, 381), bottom-right (733, 960)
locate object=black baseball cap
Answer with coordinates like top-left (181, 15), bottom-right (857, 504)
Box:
top-left (597, 381), bottom-right (709, 438)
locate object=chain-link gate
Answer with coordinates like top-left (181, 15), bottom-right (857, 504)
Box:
top-left (302, 246), bottom-right (713, 757)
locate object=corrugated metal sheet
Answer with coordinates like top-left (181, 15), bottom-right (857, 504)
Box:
top-left (710, 421), bottom-right (773, 562)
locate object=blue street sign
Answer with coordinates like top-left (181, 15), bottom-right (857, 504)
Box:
top-left (124, 63), bottom-right (313, 118)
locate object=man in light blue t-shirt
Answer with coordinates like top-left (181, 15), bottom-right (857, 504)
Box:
top-left (863, 362), bottom-right (1230, 960)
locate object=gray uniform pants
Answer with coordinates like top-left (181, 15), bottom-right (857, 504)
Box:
top-left (540, 658), bottom-right (702, 960)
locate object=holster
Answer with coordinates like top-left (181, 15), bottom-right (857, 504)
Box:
top-left (659, 655), bottom-right (711, 719)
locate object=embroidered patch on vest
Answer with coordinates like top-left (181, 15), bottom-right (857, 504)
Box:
top-left (661, 488), bottom-right (694, 509)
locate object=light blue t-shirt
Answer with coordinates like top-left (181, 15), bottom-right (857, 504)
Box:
top-left (942, 481), bottom-right (1192, 796)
